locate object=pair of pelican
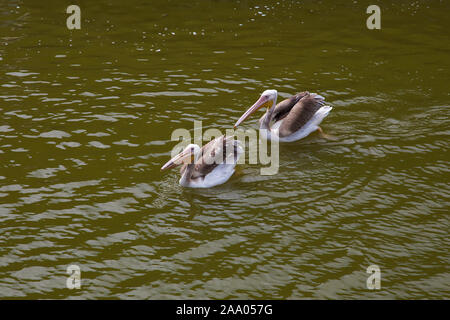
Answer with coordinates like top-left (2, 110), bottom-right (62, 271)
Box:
top-left (161, 89), bottom-right (332, 188)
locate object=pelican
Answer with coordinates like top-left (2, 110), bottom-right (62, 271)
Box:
top-left (161, 135), bottom-right (243, 188)
top-left (234, 89), bottom-right (332, 142)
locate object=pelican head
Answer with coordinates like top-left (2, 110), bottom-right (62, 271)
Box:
top-left (234, 89), bottom-right (278, 128)
top-left (161, 143), bottom-right (201, 171)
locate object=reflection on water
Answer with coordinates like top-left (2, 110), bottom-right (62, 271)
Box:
top-left (0, 0), bottom-right (449, 299)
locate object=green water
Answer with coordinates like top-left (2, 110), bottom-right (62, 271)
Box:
top-left (0, 0), bottom-right (449, 299)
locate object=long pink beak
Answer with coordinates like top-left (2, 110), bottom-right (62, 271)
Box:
top-left (161, 147), bottom-right (193, 171)
top-left (234, 95), bottom-right (269, 129)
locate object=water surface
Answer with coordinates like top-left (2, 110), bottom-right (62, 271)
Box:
top-left (0, 0), bottom-right (449, 299)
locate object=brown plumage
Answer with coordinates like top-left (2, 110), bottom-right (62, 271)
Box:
top-left (277, 93), bottom-right (326, 138)
top-left (181, 135), bottom-right (240, 181)
top-left (271, 92), bottom-right (310, 123)
top-left (258, 92), bottom-right (309, 124)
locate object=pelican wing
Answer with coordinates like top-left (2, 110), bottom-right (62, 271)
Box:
top-left (278, 93), bottom-right (326, 138)
top-left (179, 138), bottom-right (219, 176)
top-left (259, 92), bottom-right (309, 125)
top-left (189, 136), bottom-right (238, 180)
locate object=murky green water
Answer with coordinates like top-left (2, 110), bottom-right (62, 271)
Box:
top-left (0, 0), bottom-right (449, 299)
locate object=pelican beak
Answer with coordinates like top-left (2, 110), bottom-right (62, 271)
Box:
top-left (161, 148), bottom-right (194, 171)
top-left (234, 95), bottom-right (271, 128)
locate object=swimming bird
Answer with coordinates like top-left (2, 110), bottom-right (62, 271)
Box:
top-left (234, 89), bottom-right (333, 142)
top-left (161, 135), bottom-right (243, 188)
